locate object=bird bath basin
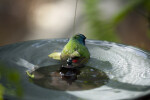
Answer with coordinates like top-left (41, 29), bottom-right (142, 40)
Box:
top-left (0, 39), bottom-right (150, 100)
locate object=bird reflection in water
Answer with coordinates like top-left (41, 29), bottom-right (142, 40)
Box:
top-left (59, 67), bottom-right (81, 85)
top-left (27, 63), bottom-right (109, 91)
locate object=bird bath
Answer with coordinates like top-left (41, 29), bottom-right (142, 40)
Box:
top-left (0, 39), bottom-right (150, 100)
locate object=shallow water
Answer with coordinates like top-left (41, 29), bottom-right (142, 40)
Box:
top-left (30, 65), bottom-right (109, 91)
top-left (0, 39), bottom-right (150, 100)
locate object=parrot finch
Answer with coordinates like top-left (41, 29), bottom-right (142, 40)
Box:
top-left (49, 34), bottom-right (90, 67)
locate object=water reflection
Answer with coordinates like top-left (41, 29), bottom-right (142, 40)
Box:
top-left (28, 65), bottom-right (109, 91)
top-left (59, 67), bottom-right (80, 85)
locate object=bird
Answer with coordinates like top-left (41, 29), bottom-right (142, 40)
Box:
top-left (49, 34), bottom-right (90, 67)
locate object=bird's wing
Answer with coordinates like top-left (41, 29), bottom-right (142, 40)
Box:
top-left (48, 52), bottom-right (61, 60)
top-left (70, 51), bottom-right (80, 58)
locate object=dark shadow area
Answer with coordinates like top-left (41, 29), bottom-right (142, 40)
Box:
top-left (133, 94), bottom-right (150, 100)
top-left (107, 80), bottom-right (150, 92)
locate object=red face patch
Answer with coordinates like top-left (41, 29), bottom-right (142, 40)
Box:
top-left (72, 59), bottom-right (78, 63)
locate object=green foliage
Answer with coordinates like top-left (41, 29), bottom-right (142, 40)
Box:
top-left (84, 0), bottom-right (150, 43)
top-left (84, 0), bottom-right (119, 42)
top-left (0, 84), bottom-right (5, 100)
top-left (143, 0), bottom-right (150, 12)
top-left (0, 64), bottom-right (23, 100)
top-left (112, 0), bottom-right (145, 24)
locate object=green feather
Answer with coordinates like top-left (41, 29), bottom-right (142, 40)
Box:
top-left (61, 34), bottom-right (90, 64)
top-left (48, 52), bottom-right (61, 60)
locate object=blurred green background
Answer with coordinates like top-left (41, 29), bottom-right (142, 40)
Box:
top-left (0, 64), bottom-right (23, 100)
top-left (0, 0), bottom-right (150, 50)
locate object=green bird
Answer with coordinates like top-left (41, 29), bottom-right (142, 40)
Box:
top-left (49, 34), bottom-right (90, 67)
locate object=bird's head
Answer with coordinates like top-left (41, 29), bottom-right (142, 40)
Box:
top-left (72, 34), bottom-right (86, 45)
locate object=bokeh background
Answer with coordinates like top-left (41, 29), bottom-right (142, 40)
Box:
top-left (0, 0), bottom-right (150, 51)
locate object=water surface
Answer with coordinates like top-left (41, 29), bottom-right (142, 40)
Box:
top-left (0, 39), bottom-right (150, 100)
top-left (30, 65), bottom-right (109, 91)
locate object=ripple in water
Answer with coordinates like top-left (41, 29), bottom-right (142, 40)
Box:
top-left (1, 39), bottom-right (150, 99)
top-left (87, 42), bottom-right (150, 86)
top-left (28, 65), bottom-right (109, 91)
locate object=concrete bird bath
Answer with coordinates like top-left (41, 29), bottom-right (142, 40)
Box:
top-left (1, 39), bottom-right (150, 100)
